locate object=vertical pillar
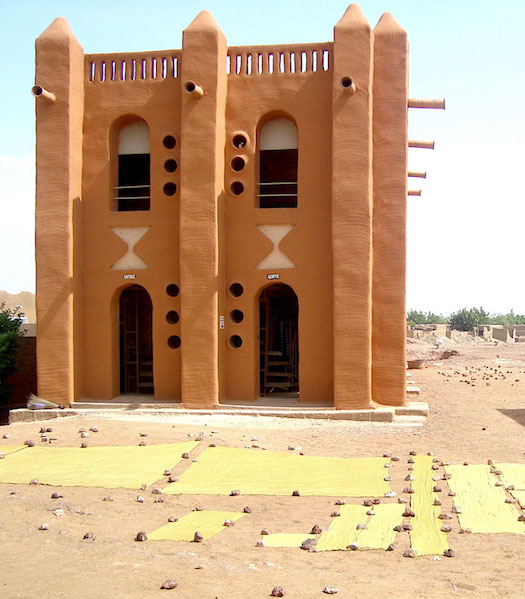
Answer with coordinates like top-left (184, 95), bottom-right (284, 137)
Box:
top-left (179, 11), bottom-right (227, 407)
top-left (35, 18), bottom-right (84, 406)
top-left (332, 5), bottom-right (373, 409)
top-left (372, 13), bottom-right (408, 406)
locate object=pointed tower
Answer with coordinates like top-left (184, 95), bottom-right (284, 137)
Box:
top-left (332, 4), bottom-right (374, 409)
top-left (34, 18), bottom-right (84, 406)
top-left (372, 13), bottom-right (408, 406)
top-left (179, 11), bottom-right (227, 407)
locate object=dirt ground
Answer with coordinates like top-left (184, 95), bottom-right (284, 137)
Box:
top-left (1, 340), bottom-right (525, 599)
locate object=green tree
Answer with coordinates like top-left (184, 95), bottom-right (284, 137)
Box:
top-left (0, 308), bottom-right (24, 405)
top-left (487, 310), bottom-right (525, 327)
top-left (449, 307), bottom-right (490, 331)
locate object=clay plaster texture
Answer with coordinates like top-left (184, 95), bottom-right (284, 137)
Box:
top-left (34, 4), bottom-right (408, 409)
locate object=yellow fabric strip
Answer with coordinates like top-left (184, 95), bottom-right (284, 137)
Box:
top-left (445, 465), bottom-right (525, 534)
top-left (316, 505), bottom-right (368, 551)
top-left (262, 533), bottom-right (315, 548)
top-left (410, 455), bottom-right (449, 556)
top-left (510, 490), bottom-right (525, 508)
top-left (0, 441), bottom-right (199, 489)
top-left (148, 510), bottom-right (245, 542)
top-left (316, 503), bottom-right (404, 552)
top-left (0, 445), bottom-right (27, 456)
top-left (165, 446), bottom-right (390, 497)
top-left (496, 463), bottom-right (525, 490)
top-left (356, 503), bottom-right (405, 550)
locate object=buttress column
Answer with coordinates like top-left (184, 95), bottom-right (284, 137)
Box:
top-left (34, 18), bottom-right (84, 406)
top-left (179, 11), bottom-right (227, 407)
top-left (371, 13), bottom-right (408, 406)
top-left (331, 5), bottom-right (374, 409)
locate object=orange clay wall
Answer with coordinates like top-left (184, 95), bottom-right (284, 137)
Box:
top-left (34, 5), bottom-right (407, 409)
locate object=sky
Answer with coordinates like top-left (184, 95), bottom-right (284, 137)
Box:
top-left (1, 0), bottom-right (524, 315)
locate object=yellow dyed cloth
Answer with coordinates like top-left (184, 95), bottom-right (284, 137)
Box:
top-left (496, 463), bottom-right (525, 490)
top-left (510, 490), bottom-right (525, 508)
top-left (262, 533), bottom-right (315, 548)
top-left (316, 503), bottom-right (404, 551)
top-left (356, 503), bottom-right (405, 550)
top-left (0, 445), bottom-right (27, 456)
top-left (164, 446), bottom-right (390, 497)
top-left (445, 465), bottom-right (525, 534)
top-left (410, 455), bottom-right (449, 556)
top-left (148, 510), bottom-right (245, 542)
top-left (0, 441), bottom-right (198, 489)
top-left (316, 505), bottom-right (367, 551)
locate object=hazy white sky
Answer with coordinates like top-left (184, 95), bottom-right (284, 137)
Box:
top-left (1, 0), bottom-right (524, 315)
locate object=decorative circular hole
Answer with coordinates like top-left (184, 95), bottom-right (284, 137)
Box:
top-left (166, 310), bottom-right (180, 324)
top-left (230, 309), bottom-right (244, 324)
top-left (229, 283), bottom-right (244, 297)
top-left (231, 156), bottom-right (246, 172)
top-left (341, 76), bottom-right (353, 88)
top-left (163, 135), bottom-right (176, 149)
top-left (166, 284), bottom-right (179, 297)
top-left (163, 182), bottom-right (177, 196)
top-left (164, 159), bottom-right (177, 173)
top-left (168, 335), bottom-right (181, 349)
top-left (229, 335), bottom-right (243, 349)
top-left (230, 181), bottom-right (244, 196)
top-left (232, 134), bottom-right (247, 149)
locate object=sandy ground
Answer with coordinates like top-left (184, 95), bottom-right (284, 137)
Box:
top-left (1, 341), bottom-right (525, 599)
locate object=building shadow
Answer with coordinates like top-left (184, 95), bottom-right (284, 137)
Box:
top-left (498, 409), bottom-right (525, 428)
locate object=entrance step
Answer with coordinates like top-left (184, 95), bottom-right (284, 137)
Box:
top-left (406, 386), bottom-right (421, 396)
top-left (394, 402), bottom-right (429, 417)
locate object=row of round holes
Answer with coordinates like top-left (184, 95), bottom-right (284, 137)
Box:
top-left (229, 282), bottom-right (244, 348)
top-left (230, 134), bottom-right (248, 196)
top-left (166, 283), bottom-right (180, 349)
top-left (162, 136), bottom-right (178, 197)
top-left (165, 283), bottom-right (245, 349)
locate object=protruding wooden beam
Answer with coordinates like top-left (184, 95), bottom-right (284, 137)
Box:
top-left (408, 171), bottom-right (427, 178)
top-left (408, 98), bottom-right (445, 109)
top-left (408, 190), bottom-right (421, 196)
top-left (408, 140), bottom-right (434, 149)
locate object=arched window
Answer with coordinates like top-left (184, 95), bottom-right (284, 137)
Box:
top-left (116, 120), bottom-right (150, 211)
top-left (258, 118), bottom-right (298, 208)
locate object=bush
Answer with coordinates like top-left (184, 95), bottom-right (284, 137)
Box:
top-left (0, 308), bottom-right (24, 405)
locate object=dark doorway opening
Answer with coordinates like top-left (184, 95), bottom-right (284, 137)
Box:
top-left (259, 283), bottom-right (299, 396)
top-left (119, 285), bottom-right (154, 394)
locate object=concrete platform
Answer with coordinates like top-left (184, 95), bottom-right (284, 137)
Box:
top-left (9, 401), bottom-right (429, 424)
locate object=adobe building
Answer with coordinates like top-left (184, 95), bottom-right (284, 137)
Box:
top-left (34, 4), bottom-right (438, 409)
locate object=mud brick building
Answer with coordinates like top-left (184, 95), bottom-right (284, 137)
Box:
top-left (34, 5), bottom-right (415, 409)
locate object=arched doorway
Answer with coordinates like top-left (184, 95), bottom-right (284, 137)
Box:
top-left (259, 283), bottom-right (299, 396)
top-left (119, 285), bottom-right (154, 394)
